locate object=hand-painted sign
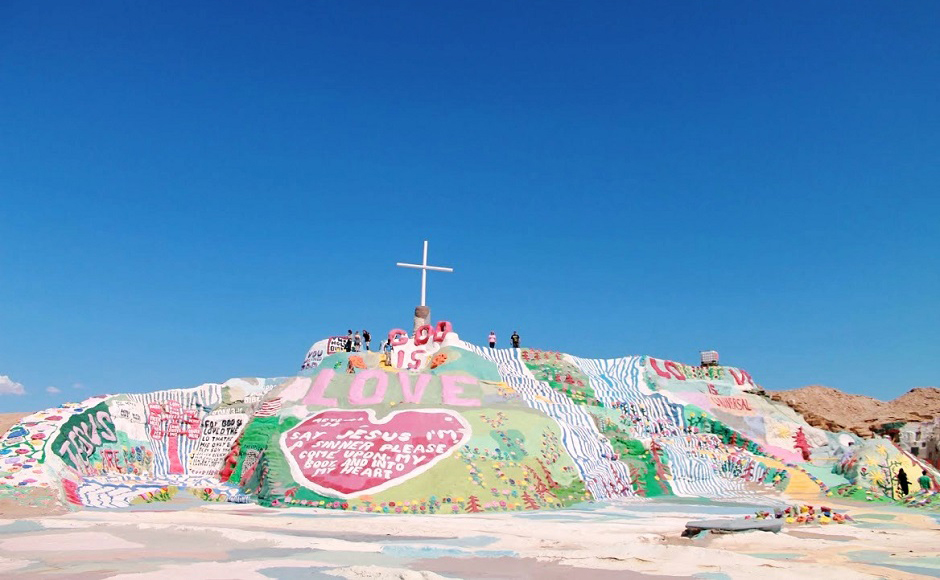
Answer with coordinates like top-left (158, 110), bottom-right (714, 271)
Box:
top-left (188, 411), bottom-right (249, 476)
top-left (281, 408), bottom-right (471, 497)
top-left (302, 337), bottom-right (349, 370)
top-left (51, 402), bottom-right (118, 472)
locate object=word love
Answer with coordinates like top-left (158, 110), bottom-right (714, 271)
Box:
top-left (282, 409), bottom-right (471, 496)
top-left (649, 357), bottom-right (755, 386)
top-left (302, 369), bottom-right (481, 407)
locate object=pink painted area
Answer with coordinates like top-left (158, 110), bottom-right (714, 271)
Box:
top-left (167, 435), bottom-right (183, 474)
top-left (348, 369), bottom-right (388, 405)
top-left (764, 444), bottom-right (803, 463)
top-left (303, 370), bottom-right (338, 406)
top-left (282, 408), bottom-right (471, 497)
top-left (298, 371), bottom-right (480, 407)
top-left (398, 373), bottom-right (431, 403)
top-left (441, 375), bottom-right (481, 406)
top-left (279, 377), bottom-right (312, 402)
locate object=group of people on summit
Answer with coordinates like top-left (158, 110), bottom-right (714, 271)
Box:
top-left (343, 329), bottom-right (371, 352)
top-left (342, 328), bottom-right (522, 352)
top-left (488, 331), bottom-right (520, 349)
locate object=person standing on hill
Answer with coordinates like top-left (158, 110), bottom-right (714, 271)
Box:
top-left (363, 329), bottom-right (371, 351)
top-left (919, 470), bottom-right (932, 492)
top-left (488, 331), bottom-right (496, 349)
top-left (898, 468), bottom-right (910, 496)
top-left (510, 331), bottom-right (520, 349)
top-left (344, 330), bottom-right (353, 352)
top-left (353, 331), bottom-right (362, 352)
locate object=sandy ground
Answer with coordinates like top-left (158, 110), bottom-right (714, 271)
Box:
top-left (0, 498), bottom-right (938, 579)
top-left (0, 413), bottom-right (28, 439)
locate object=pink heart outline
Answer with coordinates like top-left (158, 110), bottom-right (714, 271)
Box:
top-left (280, 408), bottom-right (471, 498)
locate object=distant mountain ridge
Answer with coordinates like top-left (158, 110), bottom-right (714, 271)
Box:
top-left (768, 386), bottom-right (940, 437)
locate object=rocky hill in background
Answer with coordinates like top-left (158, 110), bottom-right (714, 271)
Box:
top-left (767, 386), bottom-right (940, 437)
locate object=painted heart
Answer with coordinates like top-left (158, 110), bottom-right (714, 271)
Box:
top-left (281, 408), bottom-right (471, 498)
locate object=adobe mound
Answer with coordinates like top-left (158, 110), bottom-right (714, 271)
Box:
top-left (2, 337), bottom-right (938, 513)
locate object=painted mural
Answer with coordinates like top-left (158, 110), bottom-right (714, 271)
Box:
top-left (2, 324), bottom-right (939, 513)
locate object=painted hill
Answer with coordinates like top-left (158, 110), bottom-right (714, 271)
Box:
top-left (769, 386), bottom-right (940, 437)
top-left (2, 326), bottom-right (938, 514)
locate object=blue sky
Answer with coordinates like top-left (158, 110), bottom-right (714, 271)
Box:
top-left (1, 2), bottom-right (938, 411)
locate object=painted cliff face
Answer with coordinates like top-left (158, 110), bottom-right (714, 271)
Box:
top-left (3, 342), bottom-right (935, 512)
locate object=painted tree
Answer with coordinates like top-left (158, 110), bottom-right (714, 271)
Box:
top-left (465, 495), bottom-right (483, 513)
top-left (742, 459), bottom-right (755, 480)
top-left (627, 463), bottom-right (645, 495)
top-left (524, 465), bottom-right (553, 499)
top-left (793, 427), bottom-right (812, 461)
top-left (536, 458), bottom-right (560, 489)
top-left (869, 454), bottom-right (903, 500)
top-left (646, 440), bottom-right (672, 496)
top-left (522, 491), bottom-right (540, 510)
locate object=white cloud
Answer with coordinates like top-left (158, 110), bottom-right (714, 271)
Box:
top-left (72, 382), bottom-right (84, 389)
top-left (0, 375), bottom-right (26, 395)
top-left (46, 386), bottom-right (62, 394)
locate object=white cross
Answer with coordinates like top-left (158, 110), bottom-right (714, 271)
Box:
top-left (396, 240), bottom-right (453, 306)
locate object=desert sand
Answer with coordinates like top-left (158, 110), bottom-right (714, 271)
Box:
top-left (0, 414), bottom-right (28, 440)
top-left (1, 497), bottom-right (938, 579)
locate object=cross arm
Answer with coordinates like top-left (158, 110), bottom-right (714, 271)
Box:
top-left (396, 263), bottom-right (454, 272)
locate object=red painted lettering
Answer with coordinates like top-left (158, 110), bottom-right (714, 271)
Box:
top-left (730, 368), bottom-right (754, 386)
top-left (649, 357), bottom-right (672, 379)
top-left (664, 361), bottom-right (686, 380)
top-left (433, 320), bottom-right (452, 342)
top-left (408, 349), bottom-right (426, 370)
top-left (414, 325), bottom-right (432, 346)
top-left (388, 329), bottom-right (408, 347)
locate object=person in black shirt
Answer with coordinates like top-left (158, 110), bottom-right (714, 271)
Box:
top-left (363, 329), bottom-right (371, 351)
top-left (510, 331), bottom-right (520, 349)
top-left (898, 468), bottom-right (910, 496)
top-left (344, 330), bottom-right (353, 352)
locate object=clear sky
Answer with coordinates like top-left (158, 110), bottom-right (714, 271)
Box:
top-left (1, 2), bottom-right (938, 412)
